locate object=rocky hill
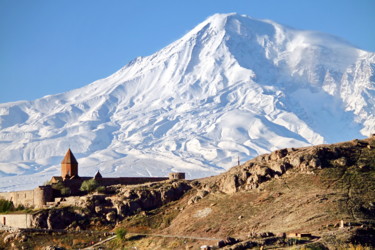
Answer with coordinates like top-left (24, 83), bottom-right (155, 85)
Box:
top-left (1, 136), bottom-right (374, 249)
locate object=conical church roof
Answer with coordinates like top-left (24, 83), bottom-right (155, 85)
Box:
top-left (94, 170), bottom-right (102, 179)
top-left (61, 149), bottom-right (78, 164)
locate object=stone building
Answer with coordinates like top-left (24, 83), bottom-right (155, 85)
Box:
top-left (0, 186), bottom-right (53, 209)
top-left (61, 148), bottom-right (78, 178)
top-left (0, 149), bottom-right (185, 209)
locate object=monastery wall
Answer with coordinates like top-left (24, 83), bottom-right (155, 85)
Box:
top-left (0, 186), bottom-right (53, 209)
top-left (0, 213), bottom-right (33, 229)
top-left (96, 177), bottom-right (169, 186)
top-left (0, 190), bottom-right (35, 208)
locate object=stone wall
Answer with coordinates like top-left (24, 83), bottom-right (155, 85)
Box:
top-left (169, 172), bottom-right (185, 180)
top-left (60, 177), bottom-right (170, 195)
top-left (0, 190), bottom-right (35, 208)
top-left (0, 174), bottom-right (184, 209)
top-left (0, 214), bottom-right (33, 229)
top-left (0, 186), bottom-right (53, 209)
top-left (96, 177), bottom-right (169, 186)
top-left (33, 186), bottom-right (54, 208)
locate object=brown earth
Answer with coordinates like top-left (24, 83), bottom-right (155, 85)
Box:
top-left (116, 136), bottom-right (375, 249)
top-left (1, 136), bottom-right (374, 249)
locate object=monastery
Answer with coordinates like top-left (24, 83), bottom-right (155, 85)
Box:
top-left (0, 149), bottom-right (185, 209)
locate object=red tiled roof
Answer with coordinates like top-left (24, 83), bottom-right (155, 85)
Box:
top-left (61, 149), bottom-right (78, 164)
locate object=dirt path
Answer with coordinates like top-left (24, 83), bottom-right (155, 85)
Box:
top-left (128, 232), bottom-right (222, 241)
top-left (82, 235), bottom-right (116, 249)
top-left (82, 232), bottom-right (222, 249)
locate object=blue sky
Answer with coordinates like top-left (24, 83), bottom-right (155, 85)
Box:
top-left (1, 0), bottom-right (374, 103)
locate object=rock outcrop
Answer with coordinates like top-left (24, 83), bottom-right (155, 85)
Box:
top-left (32, 207), bottom-right (85, 229)
top-left (204, 137), bottom-right (375, 194)
top-left (112, 180), bottom-right (192, 218)
top-left (29, 180), bottom-right (192, 229)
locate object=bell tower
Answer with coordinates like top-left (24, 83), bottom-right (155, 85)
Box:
top-left (61, 149), bottom-right (78, 178)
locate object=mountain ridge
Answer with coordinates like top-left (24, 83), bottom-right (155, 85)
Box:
top-left (0, 13), bottom-right (374, 191)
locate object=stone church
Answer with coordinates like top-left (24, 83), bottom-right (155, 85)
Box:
top-left (0, 149), bottom-right (185, 209)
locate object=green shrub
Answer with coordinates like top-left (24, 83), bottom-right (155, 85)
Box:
top-left (52, 181), bottom-right (71, 196)
top-left (96, 186), bottom-right (106, 193)
top-left (80, 179), bottom-right (99, 193)
top-left (60, 186), bottom-right (71, 195)
top-left (0, 199), bottom-right (14, 213)
top-left (115, 227), bottom-right (127, 242)
top-left (0, 199), bottom-right (33, 213)
top-left (52, 181), bottom-right (65, 190)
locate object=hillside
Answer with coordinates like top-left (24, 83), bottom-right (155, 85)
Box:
top-left (114, 136), bottom-right (375, 249)
top-left (1, 136), bottom-right (374, 249)
top-left (1, 13), bottom-right (375, 191)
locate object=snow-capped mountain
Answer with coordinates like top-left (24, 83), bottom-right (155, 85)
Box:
top-left (1, 13), bottom-right (374, 191)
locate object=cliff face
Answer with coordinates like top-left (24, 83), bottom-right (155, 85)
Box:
top-left (30, 180), bottom-right (192, 230)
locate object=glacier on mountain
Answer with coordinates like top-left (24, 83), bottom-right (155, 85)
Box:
top-left (0, 13), bottom-right (374, 191)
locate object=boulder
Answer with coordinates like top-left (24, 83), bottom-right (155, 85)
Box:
top-left (188, 195), bottom-right (201, 205)
top-left (32, 207), bottom-right (83, 230)
top-left (270, 148), bottom-right (288, 160)
top-left (106, 211), bottom-right (117, 222)
top-left (220, 175), bottom-right (238, 194)
top-left (95, 205), bottom-right (103, 214)
top-left (3, 233), bottom-right (16, 244)
top-left (217, 237), bottom-right (240, 247)
top-left (196, 190), bottom-right (209, 198)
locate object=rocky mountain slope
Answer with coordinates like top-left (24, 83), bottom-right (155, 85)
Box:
top-left (159, 136), bottom-right (375, 245)
top-left (2, 136), bottom-right (374, 249)
top-left (1, 13), bottom-right (374, 191)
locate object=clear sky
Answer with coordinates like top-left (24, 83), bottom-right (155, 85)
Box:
top-left (1, 0), bottom-right (374, 103)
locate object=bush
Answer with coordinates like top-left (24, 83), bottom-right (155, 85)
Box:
top-left (52, 181), bottom-right (71, 196)
top-left (80, 179), bottom-right (99, 193)
top-left (96, 186), bottom-right (106, 193)
top-left (0, 199), bottom-right (14, 213)
top-left (115, 227), bottom-right (127, 242)
top-left (60, 186), bottom-right (71, 195)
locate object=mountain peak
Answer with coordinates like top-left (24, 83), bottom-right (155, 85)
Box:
top-left (0, 14), bottom-right (374, 192)
top-left (197, 13), bottom-right (236, 28)
top-left (188, 13), bottom-right (273, 37)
